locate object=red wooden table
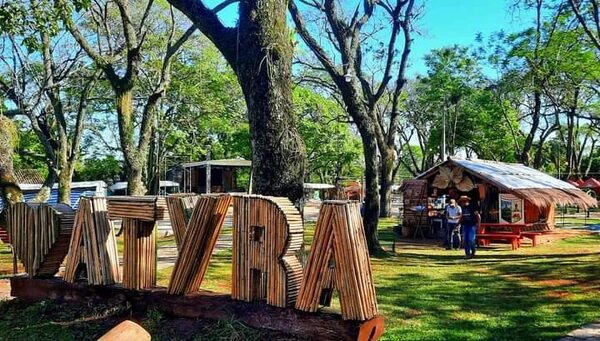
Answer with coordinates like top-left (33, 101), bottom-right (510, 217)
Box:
top-left (478, 223), bottom-right (542, 249)
top-left (478, 223), bottom-right (524, 250)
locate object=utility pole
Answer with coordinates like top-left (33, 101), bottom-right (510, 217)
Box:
top-left (206, 145), bottom-right (211, 194)
top-left (442, 110), bottom-right (447, 161)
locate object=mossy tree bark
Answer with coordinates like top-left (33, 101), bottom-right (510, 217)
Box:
top-left (167, 0), bottom-right (307, 202)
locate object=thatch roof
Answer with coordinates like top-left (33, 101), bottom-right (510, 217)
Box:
top-left (418, 158), bottom-right (597, 209)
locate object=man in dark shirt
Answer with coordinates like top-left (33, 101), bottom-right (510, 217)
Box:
top-left (459, 195), bottom-right (480, 259)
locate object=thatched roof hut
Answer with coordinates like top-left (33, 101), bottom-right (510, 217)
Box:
top-left (401, 158), bottom-right (596, 235)
top-left (418, 159), bottom-right (597, 209)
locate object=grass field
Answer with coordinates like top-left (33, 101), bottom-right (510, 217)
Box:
top-left (1, 218), bottom-right (599, 340)
top-left (373, 227), bottom-right (600, 340)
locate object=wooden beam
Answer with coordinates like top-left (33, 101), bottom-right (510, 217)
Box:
top-left (10, 277), bottom-right (384, 341)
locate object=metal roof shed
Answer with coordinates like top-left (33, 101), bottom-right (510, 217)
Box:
top-left (417, 158), bottom-right (596, 209)
top-left (172, 158), bottom-right (252, 194)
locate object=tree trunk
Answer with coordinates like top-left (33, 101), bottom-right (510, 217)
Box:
top-left (533, 126), bottom-right (557, 169)
top-left (565, 112), bottom-right (575, 177)
top-left (379, 146), bottom-right (395, 217)
top-left (565, 88), bottom-right (579, 178)
top-left (335, 88), bottom-right (383, 254)
top-left (115, 88), bottom-right (147, 196)
top-left (361, 131), bottom-right (382, 254)
top-left (146, 127), bottom-right (160, 196)
top-left (585, 138), bottom-right (596, 177)
top-left (32, 169), bottom-right (57, 203)
top-left (57, 145), bottom-right (73, 204)
top-left (520, 90), bottom-right (541, 165)
top-left (126, 166), bottom-right (145, 196)
top-left (234, 1), bottom-right (306, 202)
top-left (166, 0), bottom-right (306, 203)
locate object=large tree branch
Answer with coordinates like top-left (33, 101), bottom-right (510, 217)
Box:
top-left (137, 0), bottom-right (155, 39)
top-left (139, 8), bottom-right (196, 152)
top-left (167, 0), bottom-right (237, 64)
top-left (113, 0), bottom-right (139, 50)
top-left (323, 0), bottom-right (352, 63)
top-left (289, 1), bottom-right (340, 78)
top-left (113, 0), bottom-right (142, 84)
top-left (372, 3), bottom-right (402, 102)
top-left (58, 1), bottom-right (110, 67)
top-left (568, 0), bottom-right (600, 51)
top-left (70, 72), bottom-right (99, 163)
top-left (387, 0), bottom-right (415, 145)
top-left (40, 30), bottom-right (68, 136)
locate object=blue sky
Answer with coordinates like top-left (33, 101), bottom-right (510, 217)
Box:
top-left (408, 0), bottom-right (534, 75)
top-left (211, 0), bottom-right (536, 76)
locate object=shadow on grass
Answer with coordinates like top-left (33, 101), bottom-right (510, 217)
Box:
top-left (375, 236), bottom-right (600, 341)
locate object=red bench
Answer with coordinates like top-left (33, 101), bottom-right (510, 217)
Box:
top-left (478, 233), bottom-right (521, 250)
top-left (478, 223), bottom-right (524, 250)
top-left (521, 232), bottom-right (542, 247)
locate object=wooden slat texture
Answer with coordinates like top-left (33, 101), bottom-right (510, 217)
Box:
top-left (107, 196), bottom-right (169, 222)
top-left (63, 197), bottom-right (120, 285)
top-left (107, 195), bottom-right (172, 290)
top-left (6, 202), bottom-right (75, 278)
top-left (165, 194), bottom-right (199, 250)
top-left (122, 218), bottom-right (156, 290)
top-left (296, 201), bottom-right (378, 321)
top-left (168, 194), bottom-right (232, 295)
top-left (400, 180), bottom-right (429, 236)
top-left (231, 195), bottom-right (304, 308)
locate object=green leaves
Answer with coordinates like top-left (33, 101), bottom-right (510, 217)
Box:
top-left (74, 156), bottom-right (123, 183)
top-left (407, 45), bottom-right (521, 163)
top-left (72, 0), bottom-right (91, 12)
top-left (0, 0), bottom-right (62, 52)
top-left (293, 87), bottom-right (362, 182)
top-left (0, 2), bottom-right (27, 34)
top-left (159, 41), bottom-right (250, 162)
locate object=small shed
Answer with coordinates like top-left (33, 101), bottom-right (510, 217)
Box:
top-left (401, 158), bottom-right (596, 234)
top-left (303, 183), bottom-right (335, 201)
top-left (169, 158), bottom-right (252, 194)
top-left (109, 181), bottom-right (180, 196)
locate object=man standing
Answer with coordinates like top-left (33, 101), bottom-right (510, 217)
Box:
top-left (459, 196), bottom-right (480, 259)
top-left (444, 199), bottom-right (462, 250)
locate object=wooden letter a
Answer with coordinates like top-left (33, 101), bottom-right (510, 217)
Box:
top-left (295, 201), bottom-right (378, 321)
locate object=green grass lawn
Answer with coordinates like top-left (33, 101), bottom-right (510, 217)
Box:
top-left (1, 217), bottom-right (599, 340)
top-left (373, 228), bottom-right (600, 340)
top-left (154, 218), bottom-right (600, 340)
top-left (157, 249), bottom-right (233, 293)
